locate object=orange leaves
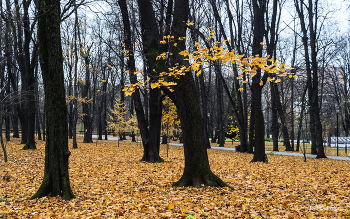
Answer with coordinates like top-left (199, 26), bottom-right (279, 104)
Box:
top-left (2, 139), bottom-right (350, 218)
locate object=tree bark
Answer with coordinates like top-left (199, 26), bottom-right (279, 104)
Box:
top-left (295, 0), bottom-right (326, 158)
top-left (22, 0), bottom-right (38, 150)
top-left (215, 63), bottom-right (225, 147)
top-left (170, 0), bottom-right (227, 187)
top-left (72, 0), bottom-right (78, 149)
top-left (0, 116), bottom-right (8, 163)
top-left (32, 0), bottom-right (75, 200)
top-left (271, 83), bottom-right (279, 151)
top-left (82, 54), bottom-right (93, 143)
top-left (251, 0), bottom-right (267, 163)
top-left (119, 0), bottom-right (163, 163)
top-left (210, 0), bottom-right (248, 151)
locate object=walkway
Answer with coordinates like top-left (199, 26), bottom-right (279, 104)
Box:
top-left (91, 135), bottom-right (350, 161)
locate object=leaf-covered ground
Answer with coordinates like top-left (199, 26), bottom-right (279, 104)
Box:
top-left (1, 139), bottom-right (350, 218)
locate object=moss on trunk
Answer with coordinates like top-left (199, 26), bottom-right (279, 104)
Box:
top-left (32, 0), bottom-right (75, 201)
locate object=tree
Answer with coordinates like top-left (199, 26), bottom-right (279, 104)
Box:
top-left (32, 0), bottom-right (75, 200)
top-left (208, 0), bottom-right (249, 152)
top-left (107, 97), bottom-right (128, 147)
top-left (161, 96), bottom-right (179, 144)
top-left (118, 0), bottom-right (164, 163)
top-left (80, 42), bottom-right (93, 144)
top-left (127, 0), bottom-right (228, 187)
top-left (249, 0), bottom-right (267, 162)
top-left (295, 0), bottom-right (326, 158)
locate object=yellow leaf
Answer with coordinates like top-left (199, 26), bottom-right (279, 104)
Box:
top-left (196, 70), bottom-right (202, 76)
top-left (168, 203), bottom-right (175, 210)
top-left (259, 81), bottom-right (263, 86)
top-left (238, 88), bottom-right (243, 91)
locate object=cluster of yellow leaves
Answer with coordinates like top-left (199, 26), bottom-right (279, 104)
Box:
top-left (107, 97), bottom-right (130, 136)
top-left (126, 114), bottom-right (140, 135)
top-left (162, 96), bottom-right (180, 136)
top-left (185, 41), bottom-right (295, 90)
top-left (226, 117), bottom-right (240, 141)
top-left (1, 138), bottom-right (350, 218)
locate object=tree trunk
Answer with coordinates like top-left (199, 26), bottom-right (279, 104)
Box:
top-left (72, 0), bottom-right (78, 149)
top-left (23, 45), bottom-right (38, 149)
top-left (251, 85), bottom-right (267, 163)
top-left (172, 69), bottom-right (227, 187)
top-left (5, 116), bottom-right (10, 141)
top-left (295, 0), bottom-right (326, 158)
top-left (32, 0), bottom-right (75, 200)
top-left (170, 0), bottom-right (227, 187)
top-left (119, 0), bottom-right (163, 163)
top-left (22, 0), bottom-right (37, 149)
top-left (248, 103), bottom-right (255, 154)
top-left (36, 109), bottom-right (42, 141)
top-left (41, 107), bottom-right (46, 141)
top-left (12, 116), bottom-right (19, 138)
top-left (82, 56), bottom-right (93, 143)
top-left (251, 0), bottom-right (267, 162)
top-left (0, 119), bottom-right (8, 163)
top-left (271, 83), bottom-right (279, 151)
top-left (273, 84), bottom-right (292, 151)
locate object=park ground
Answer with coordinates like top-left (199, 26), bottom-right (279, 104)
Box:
top-left (1, 137), bottom-right (350, 218)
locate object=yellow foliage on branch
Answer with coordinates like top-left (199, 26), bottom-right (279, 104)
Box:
top-left (122, 29), bottom-right (295, 95)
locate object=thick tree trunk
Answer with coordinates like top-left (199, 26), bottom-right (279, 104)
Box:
top-left (170, 0), bottom-right (227, 187)
top-left (172, 71), bottom-right (227, 187)
top-left (32, 0), bottom-right (75, 200)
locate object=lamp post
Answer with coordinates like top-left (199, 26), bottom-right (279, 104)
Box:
top-left (336, 107), bottom-right (339, 156)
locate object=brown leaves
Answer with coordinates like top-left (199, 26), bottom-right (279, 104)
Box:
top-left (2, 172), bottom-right (11, 182)
top-left (1, 139), bottom-right (350, 218)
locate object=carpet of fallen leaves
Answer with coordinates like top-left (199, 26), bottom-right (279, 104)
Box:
top-left (1, 139), bottom-right (350, 218)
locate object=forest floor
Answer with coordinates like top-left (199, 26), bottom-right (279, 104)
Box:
top-left (1, 138), bottom-right (350, 218)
